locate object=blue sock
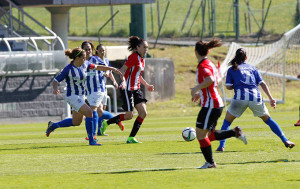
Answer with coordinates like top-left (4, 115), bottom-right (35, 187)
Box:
top-left (97, 111), bottom-right (114, 133)
top-left (218, 120), bottom-right (232, 149)
top-left (92, 111), bottom-right (98, 136)
top-left (53, 118), bottom-right (73, 129)
top-left (85, 117), bottom-right (95, 144)
top-left (265, 117), bottom-right (288, 143)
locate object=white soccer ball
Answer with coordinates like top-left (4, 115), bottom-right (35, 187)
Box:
top-left (182, 127), bottom-right (196, 141)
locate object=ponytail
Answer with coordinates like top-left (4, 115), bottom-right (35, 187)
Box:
top-left (195, 38), bottom-right (222, 56)
top-left (65, 47), bottom-right (83, 60)
top-left (128, 36), bottom-right (144, 51)
top-left (228, 48), bottom-right (247, 70)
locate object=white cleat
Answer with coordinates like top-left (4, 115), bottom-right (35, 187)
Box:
top-left (197, 162), bottom-right (216, 169)
top-left (234, 126), bottom-right (247, 144)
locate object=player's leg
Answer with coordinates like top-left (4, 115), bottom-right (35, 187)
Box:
top-left (126, 102), bottom-right (146, 144)
top-left (126, 90), bottom-right (148, 143)
top-left (217, 100), bottom-right (247, 151)
top-left (78, 104), bottom-right (101, 146)
top-left (46, 95), bottom-right (83, 136)
top-left (196, 107), bottom-right (217, 169)
top-left (100, 89), bottom-right (132, 135)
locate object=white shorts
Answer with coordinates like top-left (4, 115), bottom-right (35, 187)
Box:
top-left (86, 91), bottom-right (105, 107)
top-left (65, 95), bottom-right (86, 112)
top-left (228, 99), bottom-right (269, 118)
top-left (102, 92), bottom-right (108, 106)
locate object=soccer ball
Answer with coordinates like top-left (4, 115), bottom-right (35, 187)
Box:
top-left (182, 127), bottom-right (196, 141)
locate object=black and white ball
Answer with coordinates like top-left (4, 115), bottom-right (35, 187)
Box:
top-left (182, 127), bottom-right (196, 141)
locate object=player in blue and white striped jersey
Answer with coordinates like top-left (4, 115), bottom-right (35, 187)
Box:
top-left (94, 44), bottom-right (125, 136)
top-left (45, 47), bottom-right (124, 146)
top-left (216, 48), bottom-right (295, 151)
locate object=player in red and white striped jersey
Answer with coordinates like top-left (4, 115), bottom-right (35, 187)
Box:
top-left (190, 39), bottom-right (247, 169)
top-left (100, 36), bottom-right (154, 143)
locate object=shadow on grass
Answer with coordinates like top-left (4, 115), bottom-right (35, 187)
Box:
top-left (0, 144), bottom-right (87, 151)
top-left (90, 167), bottom-right (189, 174)
top-left (155, 150), bottom-right (242, 155)
top-left (218, 159), bottom-right (300, 165)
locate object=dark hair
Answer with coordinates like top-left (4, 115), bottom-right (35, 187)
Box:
top-left (65, 47), bottom-right (84, 60)
top-left (128, 36), bottom-right (145, 51)
top-left (81, 41), bottom-right (95, 52)
top-left (95, 44), bottom-right (104, 55)
top-left (195, 38), bottom-right (222, 56)
top-left (228, 48), bottom-right (247, 70)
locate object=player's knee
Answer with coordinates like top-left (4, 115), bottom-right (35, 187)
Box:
top-left (125, 112), bottom-right (134, 120)
top-left (72, 120), bottom-right (82, 126)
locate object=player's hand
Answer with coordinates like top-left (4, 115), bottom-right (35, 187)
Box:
top-left (147, 85), bottom-right (154, 92)
top-left (53, 89), bottom-right (60, 95)
top-left (119, 81), bottom-right (126, 90)
top-left (192, 93), bottom-right (200, 102)
top-left (113, 81), bottom-right (118, 89)
top-left (103, 72), bottom-right (109, 78)
top-left (270, 98), bottom-right (276, 108)
top-left (190, 86), bottom-right (198, 98)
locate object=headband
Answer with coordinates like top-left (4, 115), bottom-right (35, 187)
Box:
top-left (75, 50), bottom-right (82, 57)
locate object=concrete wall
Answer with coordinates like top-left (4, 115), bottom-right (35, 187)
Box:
top-left (0, 58), bottom-right (174, 124)
top-left (0, 75), bottom-right (65, 124)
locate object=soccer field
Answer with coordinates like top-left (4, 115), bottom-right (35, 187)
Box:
top-left (0, 111), bottom-right (299, 188)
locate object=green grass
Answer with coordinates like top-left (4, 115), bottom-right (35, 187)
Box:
top-left (0, 111), bottom-right (299, 188)
top-left (18, 0), bottom-right (299, 38)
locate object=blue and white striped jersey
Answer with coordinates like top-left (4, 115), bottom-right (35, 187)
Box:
top-left (95, 56), bottom-right (111, 93)
top-left (54, 61), bottom-right (96, 97)
top-left (226, 63), bottom-right (263, 102)
top-left (86, 56), bottom-right (106, 94)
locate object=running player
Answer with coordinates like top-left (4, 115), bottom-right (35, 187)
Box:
top-left (45, 47), bottom-right (124, 146)
top-left (100, 36), bottom-right (154, 144)
top-left (191, 39), bottom-right (247, 169)
top-left (94, 44), bottom-right (125, 136)
top-left (216, 48), bottom-right (295, 151)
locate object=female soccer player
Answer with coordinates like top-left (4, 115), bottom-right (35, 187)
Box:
top-left (100, 36), bottom-right (154, 144)
top-left (190, 39), bottom-right (247, 169)
top-left (45, 47), bottom-right (124, 146)
top-left (216, 48), bottom-right (295, 151)
top-left (94, 44), bottom-right (125, 136)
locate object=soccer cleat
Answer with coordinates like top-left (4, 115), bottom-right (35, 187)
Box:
top-left (234, 126), bottom-right (247, 145)
top-left (85, 136), bottom-right (98, 141)
top-left (100, 120), bottom-right (109, 135)
top-left (89, 141), bottom-right (102, 146)
top-left (46, 121), bottom-right (54, 137)
top-left (284, 141), bottom-right (295, 149)
top-left (216, 146), bottom-right (224, 152)
top-left (197, 162), bottom-right (216, 169)
top-left (294, 120), bottom-right (300, 126)
top-left (118, 121), bottom-right (125, 131)
top-left (126, 137), bottom-right (142, 144)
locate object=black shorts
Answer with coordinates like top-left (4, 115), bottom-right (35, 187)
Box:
top-left (196, 107), bottom-right (223, 131)
top-left (120, 89), bottom-right (148, 111)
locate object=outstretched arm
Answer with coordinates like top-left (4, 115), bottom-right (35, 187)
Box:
top-left (108, 71), bottom-right (118, 89)
top-left (140, 76), bottom-right (154, 92)
top-left (260, 81), bottom-right (276, 108)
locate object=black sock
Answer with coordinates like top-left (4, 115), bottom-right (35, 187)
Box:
top-left (107, 115), bottom-right (120, 125)
top-left (129, 116), bottom-right (143, 137)
top-left (200, 146), bottom-right (214, 164)
top-left (214, 130), bottom-right (235, 140)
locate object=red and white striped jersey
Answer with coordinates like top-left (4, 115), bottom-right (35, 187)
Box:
top-left (196, 59), bottom-right (224, 108)
top-left (124, 52), bottom-right (145, 91)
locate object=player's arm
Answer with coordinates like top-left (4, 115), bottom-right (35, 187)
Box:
top-left (108, 71), bottom-right (118, 89)
top-left (260, 81), bottom-right (276, 108)
top-left (140, 76), bottom-right (154, 92)
top-left (190, 76), bottom-right (214, 99)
